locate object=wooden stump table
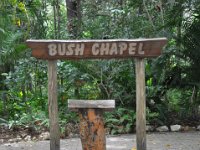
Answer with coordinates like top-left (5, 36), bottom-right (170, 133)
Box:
top-left (68, 100), bottom-right (115, 150)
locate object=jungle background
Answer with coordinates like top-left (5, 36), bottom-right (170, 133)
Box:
top-left (0, 0), bottom-right (200, 138)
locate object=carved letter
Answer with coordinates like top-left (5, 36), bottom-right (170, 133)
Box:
top-left (48, 44), bottom-right (57, 56)
top-left (58, 43), bottom-right (65, 55)
top-left (109, 43), bottom-right (118, 55)
top-left (75, 44), bottom-right (84, 55)
top-left (138, 43), bottom-right (144, 54)
top-left (67, 44), bottom-right (74, 55)
top-left (92, 43), bottom-right (100, 55)
top-left (100, 43), bottom-right (109, 55)
top-left (128, 43), bottom-right (137, 55)
top-left (119, 42), bottom-right (127, 55)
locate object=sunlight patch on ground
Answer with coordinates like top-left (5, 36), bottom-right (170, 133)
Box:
top-left (107, 144), bottom-right (127, 149)
top-left (108, 137), bottom-right (133, 142)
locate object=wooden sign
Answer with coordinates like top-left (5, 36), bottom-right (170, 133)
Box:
top-left (26, 37), bottom-right (167, 150)
top-left (26, 38), bottom-right (167, 60)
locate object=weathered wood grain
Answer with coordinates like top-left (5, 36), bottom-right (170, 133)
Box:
top-left (135, 58), bottom-right (146, 150)
top-left (26, 38), bottom-right (167, 59)
top-left (48, 60), bottom-right (60, 150)
top-left (68, 100), bottom-right (115, 111)
top-left (79, 109), bottom-right (106, 150)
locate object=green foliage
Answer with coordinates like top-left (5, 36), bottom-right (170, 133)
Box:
top-left (59, 111), bottom-right (79, 135)
top-left (105, 107), bottom-right (136, 134)
top-left (166, 89), bottom-right (181, 112)
top-left (0, 0), bottom-right (200, 135)
top-left (146, 108), bottom-right (159, 124)
top-left (105, 107), bottom-right (160, 135)
top-left (0, 118), bottom-right (8, 125)
top-left (6, 110), bottom-right (49, 130)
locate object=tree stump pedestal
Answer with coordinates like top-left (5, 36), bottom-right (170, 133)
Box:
top-left (68, 100), bottom-right (115, 150)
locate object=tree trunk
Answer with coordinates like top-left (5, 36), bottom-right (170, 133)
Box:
top-left (66, 0), bottom-right (81, 38)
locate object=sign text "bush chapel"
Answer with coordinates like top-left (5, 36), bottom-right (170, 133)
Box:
top-left (48, 42), bottom-right (144, 56)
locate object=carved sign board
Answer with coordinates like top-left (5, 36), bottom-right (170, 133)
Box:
top-left (26, 38), bottom-right (167, 60)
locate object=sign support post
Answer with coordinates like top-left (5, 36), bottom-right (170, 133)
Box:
top-left (135, 58), bottom-right (146, 150)
top-left (48, 60), bottom-right (60, 150)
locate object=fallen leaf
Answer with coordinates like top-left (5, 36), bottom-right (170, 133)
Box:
top-left (165, 144), bottom-right (171, 148)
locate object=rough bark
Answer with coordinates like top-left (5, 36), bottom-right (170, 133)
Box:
top-left (66, 0), bottom-right (81, 38)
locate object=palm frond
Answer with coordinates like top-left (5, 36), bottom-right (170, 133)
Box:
top-left (0, 32), bottom-right (27, 65)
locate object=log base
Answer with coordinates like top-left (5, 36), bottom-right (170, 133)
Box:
top-left (79, 109), bottom-right (106, 150)
top-left (68, 100), bottom-right (115, 150)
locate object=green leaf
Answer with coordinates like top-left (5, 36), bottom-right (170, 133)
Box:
top-left (111, 129), bottom-right (117, 135)
top-left (0, 28), bottom-right (5, 34)
top-left (0, 118), bottom-right (8, 124)
top-left (1, 73), bottom-right (8, 76)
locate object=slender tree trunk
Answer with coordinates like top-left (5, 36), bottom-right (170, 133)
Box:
top-left (56, 0), bottom-right (61, 39)
top-left (53, 0), bottom-right (61, 39)
top-left (66, 0), bottom-right (81, 38)
top-left (2, 92), bottom-right (8, 119)
top-left (53, 3), bottom-right (57, 38)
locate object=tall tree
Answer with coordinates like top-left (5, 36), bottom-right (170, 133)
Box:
top-left (66, 0), bottom-right (81, 38)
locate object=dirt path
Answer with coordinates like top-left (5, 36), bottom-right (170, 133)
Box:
top-left (0, 131), bottom-right (200, 150)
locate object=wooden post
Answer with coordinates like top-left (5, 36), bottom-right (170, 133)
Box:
top-left (135, 58), bottom-right (146, 150)
top-left (48, 60), bottom-right (60, 150)
top-left (68, 100), bottom-right (115, 150)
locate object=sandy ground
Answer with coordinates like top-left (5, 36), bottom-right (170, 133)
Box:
top-left (0, 131), bottom-right (200, 150)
